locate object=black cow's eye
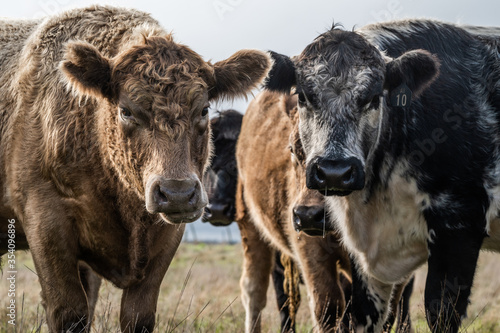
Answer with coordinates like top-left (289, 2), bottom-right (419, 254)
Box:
top-left (298, 92), bottom-right (306, 105)
top-left (370, 96), bottom-right (380, 110)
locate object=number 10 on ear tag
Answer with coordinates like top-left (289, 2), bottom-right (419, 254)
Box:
top-left (390, 83), bottom-right (412, 108)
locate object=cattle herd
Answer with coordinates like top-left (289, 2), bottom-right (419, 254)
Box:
top-left (0, 5), bottom-right (499, 333)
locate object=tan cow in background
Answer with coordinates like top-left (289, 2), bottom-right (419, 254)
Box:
top-left (236, 91), bottom-right (351, 332)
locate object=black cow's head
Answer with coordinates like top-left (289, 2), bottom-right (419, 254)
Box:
top-left (266, 27), bottom-right (440, 196)
top-left (202, 110), bottom-right (243, 226)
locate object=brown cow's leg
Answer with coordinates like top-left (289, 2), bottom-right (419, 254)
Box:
top-left (23, 203), bottom-right (90, 332)
top-left (238, 218), bottom-right (273, 333)
top-left (79, 263), bottom-right (101, 325)
top-left (296, 234), bottom-right (350, 333)
top-left (119, 224), bottom-right (183, 333)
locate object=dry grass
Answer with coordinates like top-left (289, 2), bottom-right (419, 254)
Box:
top-left (1, 243), bottom-right (500, 332)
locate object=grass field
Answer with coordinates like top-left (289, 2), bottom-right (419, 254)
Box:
top-left (1, 242), bottom-right (500, 332)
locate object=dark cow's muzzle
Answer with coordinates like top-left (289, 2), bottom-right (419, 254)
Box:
top-left (306, 157), bottom-right (365, 196)
top-left (293, 204), bottom-right (334, 236)
top-left (202, 201), bottom-right (234, 226)
top-left (146, 176), bottom-right (207, 224)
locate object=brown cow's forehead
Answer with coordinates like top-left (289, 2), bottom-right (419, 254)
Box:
top-left (114, 35), bottom-right (212, 107)
top-left (114, 36), bottom-right (211, 131)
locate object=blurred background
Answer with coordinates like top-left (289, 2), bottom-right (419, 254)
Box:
top-left (3, 0), bottom-right (499, 242)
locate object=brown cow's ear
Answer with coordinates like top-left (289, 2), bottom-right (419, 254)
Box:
top-left (60, 41), bottom-right (115, 100)
top-left (384, 49), bottom-right (440, 98)
top-left (210, 49), bottom-right (271, 100)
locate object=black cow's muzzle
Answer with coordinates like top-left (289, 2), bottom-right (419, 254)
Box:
top-left (202, 201), bottom-right (234, 226)
top-left (306, 157), bottom-right (365, 196)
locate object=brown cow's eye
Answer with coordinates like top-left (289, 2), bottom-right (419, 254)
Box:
top-left (202, 106), bottom-right (209, 117)
top-left (120, 107), bottom-right (136, 123)
top-left (197, 108), bottom-right (209, 133)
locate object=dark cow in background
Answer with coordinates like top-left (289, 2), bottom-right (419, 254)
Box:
top-left (0, 6), bottom-right (271, 332)
top-left (203, 110), bottom-right (242, 226)
top-left (266, 20), bottom-right (500, 332)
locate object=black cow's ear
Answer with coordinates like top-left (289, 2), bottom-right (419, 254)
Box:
top-left (60, 41), bottom-right (115, 100)
top-left (264, 51), bottom-right (297, 94)
top-left (385, 49), bottom-right (440, 98)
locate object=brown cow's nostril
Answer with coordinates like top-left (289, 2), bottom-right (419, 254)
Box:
top-left (188, 188), bottom-right (197, 205)
top-left (155, 185), bottom-right (169, 205)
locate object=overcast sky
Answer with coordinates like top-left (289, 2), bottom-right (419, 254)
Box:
top-left (3, 0), bottom-right (499, 112)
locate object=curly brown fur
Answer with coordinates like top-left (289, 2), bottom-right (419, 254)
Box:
top-left (0, 5), bottom-right (271, 332)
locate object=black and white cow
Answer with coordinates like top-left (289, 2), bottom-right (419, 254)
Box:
top-left (265, 20), bottom-right (500, 332)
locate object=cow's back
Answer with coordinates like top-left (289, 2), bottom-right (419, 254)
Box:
top-left (236, 91), bottom-right (296, 255)
top-left (0, 19), bottom-right (41, 246)
top-left (359, 20), bottom-right (500, 200)
top-left (0, 19), bottom-right (39, 150)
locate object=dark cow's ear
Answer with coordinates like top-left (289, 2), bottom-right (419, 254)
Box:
top-left (60, 41), bottom-right (115, 100)
top-left (210, 49), bottom-right (271, 100)
top-left (384, 49), bottom-right (440, 98)
top-left (264, 51), bottom-right (296, 94)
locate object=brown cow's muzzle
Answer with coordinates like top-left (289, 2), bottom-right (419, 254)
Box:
top-left (146, 175), bottom-right (208, 224)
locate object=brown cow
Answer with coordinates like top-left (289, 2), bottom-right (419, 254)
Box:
top-left (236, 90), bottom-right (351, 332)
top-left (0, 5), bottom-right (270, 332)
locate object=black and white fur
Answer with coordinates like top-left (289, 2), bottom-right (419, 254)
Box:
top-left (265, 20), bottom-right (500, 333)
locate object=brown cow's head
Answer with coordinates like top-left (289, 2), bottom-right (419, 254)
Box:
top-left (61, 32), bottom-right (270, 224)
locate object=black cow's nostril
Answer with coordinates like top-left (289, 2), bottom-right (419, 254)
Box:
top-left (205, 202), bottom-right (233, 225)
top-left (343, 167), bottom-right (353, 182)
top-left (222, 204), bottom-right (231, 217)
top-left (315, 164), bottom-right (327, 187)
